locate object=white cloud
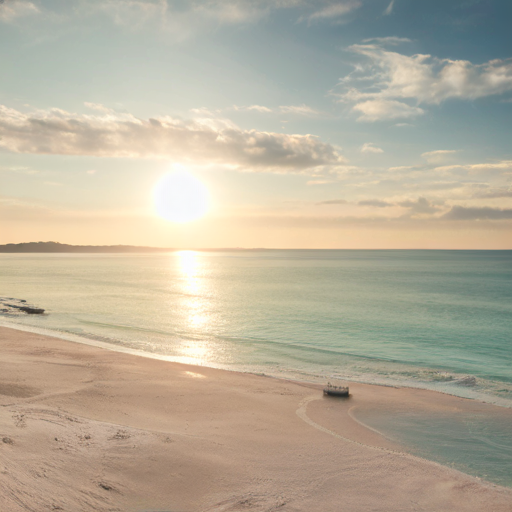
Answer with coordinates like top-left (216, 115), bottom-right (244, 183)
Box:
top-left (361, 36), bottom-right (411, 46)
top-left (388, 166), bottom-right (413, 171)
top-left (353, 99), bottom-right (424, 122)
top-left (279, 104), bottom-right (320, 116)
top-left (0, 104), bottom-right (346, 173)
top-left (383, 0), bottom-right (394, 16)
top-left (433, 160), bottom-right (512, 174)
top-left (0, 0), bottom-right (39, 22)
top-left (234, 104), bottom-right (320, 116)
top-left (360, 142), bottom-right (384, 154)
top-left (421, 149), bottom-right (459, 164)
top-left (190, 107), bottom-right (221, 116)
top-left (337, 43), bottom-right (512, 120)
top-left (84, 102), bottom-right (115, 114)
top-left (303, 1), bottom-right (361, 23)
top-left (236, 105), bottom-right (273, 113)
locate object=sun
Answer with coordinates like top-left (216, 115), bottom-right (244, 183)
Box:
top-left (154, 167), bottom-right (209, 223)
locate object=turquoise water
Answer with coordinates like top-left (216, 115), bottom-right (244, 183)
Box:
top-left (355, 408), bottom-right (512, 488)
top-left (1, 250), bottom-right (511, 485)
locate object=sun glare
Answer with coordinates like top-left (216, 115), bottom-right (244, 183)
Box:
top-left (154, 167), bottom-right (209, 223)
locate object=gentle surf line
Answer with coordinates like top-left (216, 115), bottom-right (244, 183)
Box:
top-left (295, 395), bottom-right (398, 454)
top-left (296, 395), bottom-right (511, 490)
top-left (3, 317), bottom-right (512, 411)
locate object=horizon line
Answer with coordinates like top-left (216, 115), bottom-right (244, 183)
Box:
top-left (1, 242), bottom-right (511, 252)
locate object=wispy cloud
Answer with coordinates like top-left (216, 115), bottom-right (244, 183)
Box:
top-left (0, 164), bottom-right (38, 175)
top-left (421, 150), bottom-right (459, 164)
top-left (433, 160), bottom-right (512, 174)
top-left (358, 199), bottom-right (392, 207)
top-left (360, 142), bottom-right (384, 154)
top-left (383, 0), bottom-right (394, 16)
top-left (316, 199), bottom-right (348, 205)
top-left (279, 104), bottom-right (321, 116)
top-left (336, 42), bottom-right (512, 120)
top-left (442, 206), bottom-right (512, 220)
top-left (0, 0), bottom-right (39, 22)
top-left (353, 100), bottom-right (424, 122)
top-left (361, 36), bottom-right (411, 46)
top-left (2, 1), bottom-right (363, 35)
top-left (302, 1), bottom-right (361, 23)
top-left (190, 107), bottom-right (222, 116)
top-left (307, 179), bottom-right (335, 185)
top-left (234, 104), bottom-right (321, 116)
top-left (84, 102), bottom-right (116, 114)
top-left (246, 105), bottom-right (273, 113)
top-left (93, 0), bottom-right (168, 28)
top-left (0, 104), bottom-right (346, 173)
top-left (233, 105), bottom-right (273, 113)
top-left (92, 0), bottom-right (364, 31)
top-left (83, 0), bottom-right (280, 30)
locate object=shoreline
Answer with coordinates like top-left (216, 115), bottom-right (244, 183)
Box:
top-left (1, 325), bottom-right (512, 511)
top-left (2, 317), bottom-right (511, 410)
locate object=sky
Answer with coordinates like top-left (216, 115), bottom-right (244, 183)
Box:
top-left (1, 0), bottom-right (512, 249)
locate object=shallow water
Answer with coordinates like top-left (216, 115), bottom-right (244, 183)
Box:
top-left (355, 408), bottom-right (512, 488)
top-left (1, 250), bottom-right (511, 486)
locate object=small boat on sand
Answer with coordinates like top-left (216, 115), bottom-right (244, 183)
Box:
top-left (323, 382), bottom-right (349, 397)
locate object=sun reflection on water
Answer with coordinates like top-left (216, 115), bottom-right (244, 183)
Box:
top-left (174, 250), bottom-right (214, 363)
top-left (178, 250), bottom-right (201, 292)
top-left (183, 370), bottom-right (206, 379)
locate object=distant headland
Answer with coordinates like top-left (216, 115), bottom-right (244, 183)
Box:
top-left (0, 242), bottom-right (258, 253)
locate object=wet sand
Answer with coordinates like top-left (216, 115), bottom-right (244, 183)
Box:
top-left (1, 326), bottom-right (511, 511)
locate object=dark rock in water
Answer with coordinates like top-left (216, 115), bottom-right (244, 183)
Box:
top-left (5, 303), bottom-right (45, 314)
top-left (19, 306), bottom-right (45, 314)
top-left (0, 298), bottom-right (45, 315)
top-left (455, 376), bottom-right (477, 387)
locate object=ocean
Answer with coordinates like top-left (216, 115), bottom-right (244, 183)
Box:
top-left (1, 250), bottom-right (511, 486)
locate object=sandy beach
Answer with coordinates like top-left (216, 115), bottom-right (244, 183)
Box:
top-left (1, 326), bottom-right (511, 512)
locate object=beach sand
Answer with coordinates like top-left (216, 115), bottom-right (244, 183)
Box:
top-left (1, 326), bottom-right (511, 512)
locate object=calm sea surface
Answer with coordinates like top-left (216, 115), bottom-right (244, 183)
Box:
top-left (1, 250), bottom-right (511, 485)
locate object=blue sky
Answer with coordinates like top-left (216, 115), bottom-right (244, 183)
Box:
top-left (1, 0), bottom-right (512, 248)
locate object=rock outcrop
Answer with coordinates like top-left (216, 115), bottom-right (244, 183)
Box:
top-left (0, 298), bottom-right (45, 315)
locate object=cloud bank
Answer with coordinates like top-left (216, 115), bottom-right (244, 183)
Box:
top-left (442, 206), bottom-right (512, 221)
top-left (0, 105), bottom-right (345, 172)
top-left (338, 43), bottom-right (512, 120)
